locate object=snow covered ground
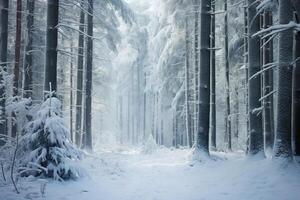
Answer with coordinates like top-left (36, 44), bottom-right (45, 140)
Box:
top-left (1, 145), bottom-right (300, 200)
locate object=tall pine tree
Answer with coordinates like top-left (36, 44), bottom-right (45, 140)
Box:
top-left (84, 0), bottom-right (93, 150)
top-left (247, 0), bottom-right (263, 155)
top-left (0, 0), bottom-right (9, 143)
top-left (196, 0), bottom-right (211, 155)
top-left (274, 0), bottom-right (294, 158)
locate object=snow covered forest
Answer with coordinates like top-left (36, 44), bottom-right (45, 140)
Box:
top-left (1, 0), bottom-right (300, 199)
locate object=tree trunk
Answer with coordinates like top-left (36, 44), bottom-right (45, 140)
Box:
top-left (172, 111), bottom-right (175, 147)
top-left (224, 0), bottom-right (232, 151)
top-left (193, 0), bottom-right (200, 139)
top-left (174, 109), bottom-right (179, 148)
top-left (196, 0), bottom-right (211, 154)
top-left (185, 17), bottom-right (192, 148)
top-left (262, 11), bottom-right (274, 154)
top-left (292, 0), bottom-right (300, 157)
top-left (11, 0), bottom-right (22, 138)
top-left (23, 0), bottom-right (35, 99)
top-left (247, 0), bottom-right (263, 155)
top-left (273, 0), bottom-right (294, 158)
top-left (127, 92), bottom-right (130, 143)
top-left (75, 5), bottom-right (85, 147)
top-left (44, 0), bottom-right (59, 95)
top-left (131, 66), bottom-right (135, 144)
top-left (143, 73), bottom-right (147, 141)
top-left (155, 93), bottom-right (159, 144)
top-left (81, 91), bottom-right (86, 149)
top-left (14, 0), bottom-right (22, 97)
top-left (160, 112), bottom-right (164, 145)
top-left (0, 0), bottom-right (9, 144)
top-left (84, 0), bottom-right (93, 150)
top-left (70, 43), bottom-right (74, 142)
top-left (293, 29), bottom-right (300, 156)
top-left (137, 62), bottom-right (141, 144)
top-left (234, 83), bottom-right (239, 140)
top-left (210, 1), bottom-right (216, 150)
top-left (244, 5), bottom-right (250, 154)
top-left (119, 96), bottom-right (123, 144)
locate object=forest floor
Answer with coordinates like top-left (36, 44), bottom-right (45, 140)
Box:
top-left (1, 144), bottom-right (300, 200)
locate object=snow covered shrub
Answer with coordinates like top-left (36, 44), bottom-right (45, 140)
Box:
top-left (19, 97), bottom-right (82, 181)
top-left (6, 96), bottom-right (32, 129)
top-left (142, 134), bottom-right (158, 154)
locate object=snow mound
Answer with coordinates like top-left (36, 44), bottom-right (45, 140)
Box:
top-left (188, 147), bottom-right (211, 165)
top-left (142, 134), bottom-right (157, 154)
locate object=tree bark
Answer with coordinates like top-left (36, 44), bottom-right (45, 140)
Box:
top-left (244, 5), bottom-right (250, 154)
top-left (11, 0), bottom-right (22, 138)
top-left (131, 65), bottom-right (135, 144)
top-left (0, 0), bottom-right (9, 144)
top-left (234, 83), bottom-right (239, 140)
top-left (196, 0), bottom-right (211, 154)
top-left (224, 0), bottom-right (232, 151)
top-left (119, 96), bottom-right (123, 144)
top-left (293, 30), bottom-right (300, 156)
top-left (127, 91), bottom-right (130, 143)
top-left (262, 11), bottom-right (274, 154)
top-left (44, 0), bottom-right (59, 95)
top-left (70, 43), bottom-right (74, 142)
top-left (210, 1), bottom-right (216, 150)
top-left (185, 17), bottom-right (192, 148)
top-left (193, 0), bottom-right (200, 139)
top-left (247, 0), bottom-right (263, 155)
top-left (137, 61), bottom-right (141, 144)
top-left (14, 0), bottom-right (22, 97)
top-left (23, 0), bottom-right (35, 99)
top-left (75, 4), bottom-right (85, 147)
top-left (84, 0), bottom-right (93, 150)
top-left (273, 0), bottom-right (294, 158)
top-left (143, 73), bottom-right (147, 141)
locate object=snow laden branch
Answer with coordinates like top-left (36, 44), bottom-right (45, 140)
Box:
top-left (253, 21), bottom-right (300, 39)
top-left (256, 0), bottom-right (277, 14)
top-left (249, 59), bottom-right (299, 81)
top-left (259, 90), bottom-right (277, 102)
top-left (249, 0), bottom-right (277, 28)
top-left (249, 62), bottom-right (278, 80)
top-left (249, 21), bottom-right (300, 80)
top-left (247, 21), bottom-right (300, 80)
top-left (57, 23), bottom-right (104, 40)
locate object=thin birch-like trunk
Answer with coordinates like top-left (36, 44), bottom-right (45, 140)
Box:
top-left (75, 3), bottom-right (85, 147)
top-left (185, 17), bottom-right (192, 148)
top-left (224, 0), bottom-right (232, 151)
top-left (210, 1), bottom-right (216, 150)
top-left (23, 0), bottom-right (35, 99)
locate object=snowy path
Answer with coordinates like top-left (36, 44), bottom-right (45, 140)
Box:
top-left (2, 147), bottom-right (300, 200)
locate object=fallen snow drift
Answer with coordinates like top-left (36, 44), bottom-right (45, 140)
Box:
top-left (1, 147), bottom-right (300, 200)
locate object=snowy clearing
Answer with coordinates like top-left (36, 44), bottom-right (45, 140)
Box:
top-left (1, 146), bottom-right (300, 200)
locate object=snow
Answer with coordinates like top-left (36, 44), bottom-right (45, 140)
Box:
top-left (141, 135), bottom-right (158, 154)
top-left (1, 145), bottom-right (300, 200)
top-left (1, 0), bottom-right (300, 199)
top-left (19, 98), bottom-right (82, 180)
